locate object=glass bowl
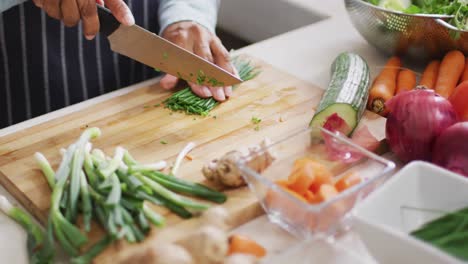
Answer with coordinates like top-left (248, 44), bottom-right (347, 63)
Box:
top-left (237, 127), bottom-right (395, 240)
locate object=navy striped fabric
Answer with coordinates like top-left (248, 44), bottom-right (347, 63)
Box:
top-left (0, 0), bottom-right (161, 129)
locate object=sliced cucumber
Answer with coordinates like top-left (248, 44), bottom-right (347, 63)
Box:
top-left (310, 52), bottom-right (371, 135)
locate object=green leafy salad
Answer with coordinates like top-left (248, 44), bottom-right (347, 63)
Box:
top-left (365, 0), bottom-right (467, 31)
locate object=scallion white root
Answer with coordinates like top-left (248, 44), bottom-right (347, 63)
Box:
top-left (0, 195), bottom-right (13, 214)
top-left (59, 148), bottom-right (67, 156)
top-left (172, 142), bottom-right (196, 177)
top-left (35, 152), bottom-right (56, 189)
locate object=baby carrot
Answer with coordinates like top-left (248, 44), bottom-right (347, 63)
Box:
top-left (368, 57), bottom-right (402, 115)
top-left (287, 163), bottom-right (315, 196)
top-left (279, 185), bottom-right (308, 203)
top-left (228, 234), bottom-right (267, 258)
top-left (317, 184), bottom-right (338, 202)
top-left (335, 172), bottom-right (361, 192)
top-left (396, 69), bottom-right (417, 94)
top-left (461, 57), bottom-right (468, 83)
top-left (274, 179), bottom-right (290, 188)
top-left (419, 60), bottom-right (440, 89)
top-left (435, 50), bottom-right (465, 98)
top-left (304, 190), bottom-right (321, 204)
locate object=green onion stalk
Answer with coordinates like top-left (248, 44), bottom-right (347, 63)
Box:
top-left (163, 56), bottom-right (261, 115)
top-left (410, 206), bottom-right (468, 261)
top-left (9, 127), bottom-right (228, 263)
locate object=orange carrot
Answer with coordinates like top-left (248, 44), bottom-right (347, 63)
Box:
top-left (419, 60), bottom-right (440, 89)
top-left (317, 184), bottom-right (339, 202)
top-left (274, 179), bottom-right (290, 188)
top-left (289, 158), bottom-right (333, 193)
top-left (368, 57), bottom-right (402, 115)
top-left (335, 172), bottom-right (362, 192)
top-left (293, 157), bottom-right (312, 168)
top-left (396, 69), bottom-right (417, 94)
top-left (287, 163), bottom-right (315, 195)
top-left (279, 185), bottom-right (308, 202)
top-left (461, 57), bottom-right (468, 83)
top-left (304, 190), bottom-right (321, 204)
top-left (308, 161), bottom-right (333, 193)
top-left (449, 81), bottom-right (468, 121)
top-left (228, 234), bottom-right (267, 258)
top-left (435, 50), bottom-right (465, 98)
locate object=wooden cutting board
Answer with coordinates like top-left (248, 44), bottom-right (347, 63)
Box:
top-left (0, 55), bottom-right (386, 262)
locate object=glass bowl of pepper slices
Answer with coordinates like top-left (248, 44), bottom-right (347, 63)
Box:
top-left (236, 127), bottom-right (395, 239)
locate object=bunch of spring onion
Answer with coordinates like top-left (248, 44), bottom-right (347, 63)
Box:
top-left (411, 206), bottom-right (468, 261)
top-left (0, 127), bottom-right (226, 264)
top-left (164, 56), bottom-right (261, 116)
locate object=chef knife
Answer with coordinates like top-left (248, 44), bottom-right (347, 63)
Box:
top-left (97, 5), bottom-right (242, 87)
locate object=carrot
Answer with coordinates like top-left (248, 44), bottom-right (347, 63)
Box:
top-left (334, 172), bottom-right (362, 192)
top-left (435, 50), bottom-right (465, 98)
top-left (396, 69), bottom-right (417, 94)
top-left (287, 162), bottom-right (315, 195)
top-left (449, 81), bottom-right (468, 121)
top-left (307, 161), bottom-right (333, 193)
top-left (317, 184), bottom-right (339, 202)
top-left (368, 57), bottom-right (402, 115)
top-left (278, 185), bottom-right (308, 203)
top-left (461, 58), bottom-right (468, 83)
top-left (289, 158), bottom-right (333, 193)
top-left (274, 179), bottom-right (290, 188)
top-left (304, 190), bottom-right (321, 204)
top-left (293, 157), bottom-right (312, 168)
top-left (228, 234), bottom-right (267, 258)
top-left (419, 60), bottom-right (440, 89)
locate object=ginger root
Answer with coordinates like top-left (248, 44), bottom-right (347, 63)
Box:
top-left (202, 138), bottom-right (276, 188)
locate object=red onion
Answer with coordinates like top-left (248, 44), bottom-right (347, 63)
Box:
top-left (433, 122), bottom-right (468, 177)
top-left (385, 89), bottom-right (458, 162)
top-left (322, 113), bottom-right (379, 163)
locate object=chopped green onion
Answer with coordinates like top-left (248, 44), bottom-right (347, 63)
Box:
top-left (163, 56), bottom-right (261, 116)
top-left (251, 117), bottom-right (262, 124)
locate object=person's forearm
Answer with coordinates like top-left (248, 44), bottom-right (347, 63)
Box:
top-left (158, 0), bottom-right (220, 35)
top-left (0, 0), bottom-right (27, 13)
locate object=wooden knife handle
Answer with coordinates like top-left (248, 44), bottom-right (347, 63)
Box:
top-left (97, 5), bottom-right (121, 36)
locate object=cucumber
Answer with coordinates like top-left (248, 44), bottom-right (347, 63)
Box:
top-left (310, 52), bottom-right (371, 135)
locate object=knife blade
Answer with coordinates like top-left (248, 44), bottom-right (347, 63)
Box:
top-left (97, 5), bottom-right (242, 87)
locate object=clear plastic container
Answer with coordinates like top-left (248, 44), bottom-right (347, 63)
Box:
top-left (237, 127), bottom-right (395, 239)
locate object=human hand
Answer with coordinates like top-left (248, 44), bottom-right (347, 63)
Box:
top-left (32, 0), bottom-right (135, 40)
top-left (159, 21), bottom-right (237, 102)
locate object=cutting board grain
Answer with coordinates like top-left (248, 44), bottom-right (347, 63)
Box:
top-left (0, 55), bottom-right (385, 263)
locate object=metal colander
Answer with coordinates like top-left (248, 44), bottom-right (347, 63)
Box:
top-left (345, 0), bottom-right (468, 61)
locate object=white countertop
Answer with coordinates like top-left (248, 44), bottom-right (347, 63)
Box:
top-left (0, 1), bottom-right (393, 263)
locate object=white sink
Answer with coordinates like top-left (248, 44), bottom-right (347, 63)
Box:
top-left (218, 0), bottom-right (327, 43)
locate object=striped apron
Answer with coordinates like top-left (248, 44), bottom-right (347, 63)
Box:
top-left (0, 0), bottom-right (160, 129)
